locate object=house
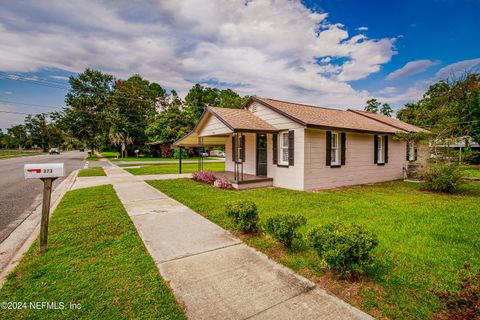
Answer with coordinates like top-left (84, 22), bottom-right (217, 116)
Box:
top-left (175, 96), bottom-right (426, 190)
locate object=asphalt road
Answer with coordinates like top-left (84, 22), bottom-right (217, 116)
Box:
top-left (0, 151), bottom-right (86, 243)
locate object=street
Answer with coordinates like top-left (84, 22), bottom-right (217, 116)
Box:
top-left (0, 151), bottom-right (86, 243)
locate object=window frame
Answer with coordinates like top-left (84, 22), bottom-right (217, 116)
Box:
top-left (278, 131), bottom-right (289, 165)
top-left (236, 135), bottom-right (243, 162)
top-left (408, 141), bottom-right (415, 161)
top-left (377, 135), bottom-right (384, 164)
top-left (330, 132), bottom-right (340, 166)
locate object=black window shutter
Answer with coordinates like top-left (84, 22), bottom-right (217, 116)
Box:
top-left (326, 131), bottom-right (332, 166)
top-left (406, 142), bottom-right (410, 161)
top-left (341, 132), bottom-right (346, 166)
top-left (232, 136), bottom-right (236, 161)
top-left (374, 135), bottom-right (378, 164)
top-left (272, 134), bottom-right (278, 164)
top-left (288, 130), bottom-right (294, 166)
top-left (384, 135), bottom-right (389, 163)
top-left (414, 146), bottom-right (418, 161)
top-left (241, 135), bottom-right (245, 162)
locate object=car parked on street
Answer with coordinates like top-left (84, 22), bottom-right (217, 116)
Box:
top-left (49, 148), bottom-right (60, 155)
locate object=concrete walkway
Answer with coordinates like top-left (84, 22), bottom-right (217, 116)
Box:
top-left (74, 165), bottom-right (372, 320)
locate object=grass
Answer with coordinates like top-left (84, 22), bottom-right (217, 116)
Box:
top-left (124, 162), bottom-right (225, 175)
top-left (0, 149), bottom-right (44, 159)
top-left (148, 178), bottom-right (480, 320)
top-left (101, 151), bottom-right (218, 161)
top-left (77, 167), bottom-right (106, 177)
top-left (460, 164), bottom-right (480, 178)
top-left (0, 185), bottom-right (185, 320)
top-left (85, 153), bottom-right (98, 161)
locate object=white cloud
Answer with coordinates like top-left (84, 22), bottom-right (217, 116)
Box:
top-left (0, 0), bottom-right (397, 108)
top-left (49, 75), bottom-right (69, 81)
top-left (356, 26), bottom-right (368, 31)
top-left (386, 59), bottom-right (439, 80)
top-left (436, 58), bottom-right (480, 79)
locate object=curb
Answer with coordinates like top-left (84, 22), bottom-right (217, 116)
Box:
top-left (0, 169), bottom-right (79, 288)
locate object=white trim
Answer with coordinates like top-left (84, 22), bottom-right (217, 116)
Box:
top-left (331, 132), bottom-right (339, 165)
top-left (408, 142), bottom-right (415, 161)
top-left (279, 131), bottom-right (289, 165)
top-left (377, 136), bottom-right (384, 164)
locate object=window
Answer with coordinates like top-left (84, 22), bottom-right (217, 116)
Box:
top-left (408, 142), bottom-right (415, 161)
top-left (279, 131), bottom-right (289, 165)
top-left (237, 136), bottom-right (243, 162)
top-left (377, 135), bottom-right (384, 163)
top-left (331, 132), bottom-right (339, 165)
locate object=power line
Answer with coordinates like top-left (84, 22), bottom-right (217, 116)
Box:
top-left (0, 99), bottom-right (65, 109)
top-left (0, 110), bottom-right (30, 115)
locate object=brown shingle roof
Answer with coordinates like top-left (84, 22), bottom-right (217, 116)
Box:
top-left (347, 109), bottom-right (426, 133)
top-left (208, 106), bottom-right (278, 132)
top-left (251, 97), bottom-right (425, 133)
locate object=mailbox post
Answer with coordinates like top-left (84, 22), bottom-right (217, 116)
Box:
top-left (24, 163), bottom-right (64, 252)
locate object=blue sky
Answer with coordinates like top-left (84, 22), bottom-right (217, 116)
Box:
top-left (1, 0), bottom-right (479, 130)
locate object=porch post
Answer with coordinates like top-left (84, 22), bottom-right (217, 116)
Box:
top-left (179, 146), bottom-right (182, 174)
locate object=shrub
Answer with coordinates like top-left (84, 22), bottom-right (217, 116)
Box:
top-left (423, 162), bottom-right (463, 193)
top-left (308, 222), bottom-right (378, 276)
top-left (214, 178), bottom-right (232, 189)
top-left (225, 200), bottom-right (259, 233)
top-left (173, 147), bottom-right (189, 159)
top-left (192, 170), bottom-right (216, 184)
top-left (434, 263), bottom-right (480, 320)
top-left (264, 214), bottom-right (307, 248)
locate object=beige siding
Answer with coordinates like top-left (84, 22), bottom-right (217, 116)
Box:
top-left (304, 129), bottom-right (408, 190)
top-left (244, 102), bottom-right (305, 190)
top-left (198, 113), bottom-right (232, 137)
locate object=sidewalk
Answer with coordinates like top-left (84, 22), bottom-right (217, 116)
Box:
top-left (80, 165), bottom-right (372, 319)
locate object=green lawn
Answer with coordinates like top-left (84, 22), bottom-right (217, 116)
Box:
top-left (0, 149), bottom-right (44, 159)
top-left (101, 151), bottom-right (218, 162)
top-left (124, 162), bottom-right (225, 175)
top-left (460, 164), bottom-right (480, 178)
top-left (0, 185), bottom-right (185, 320)
top-left (148, 179), bottom-right (480, 319)
top-left (77, 167), bottom-right (106, 177)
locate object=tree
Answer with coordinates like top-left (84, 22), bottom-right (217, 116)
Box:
top-left (0, 129), bottom-right (4, 148)
top-left (379, 103), bottom-right (393, 117)
top-left (397, 73), bottom-right (480, 143)
top-left (6, 124), bottom-right (27, 148)
top-left (61, 68), bottom-right (114, 150)
top-left (364, 98), bottom-right (381, 113)
top-left (184, 84), bottom-right (247, 126)
top-left (108, 75), bottom-right (164, 154)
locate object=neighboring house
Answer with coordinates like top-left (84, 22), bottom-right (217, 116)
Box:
top-left (175, 96), bottom-right (426, 190)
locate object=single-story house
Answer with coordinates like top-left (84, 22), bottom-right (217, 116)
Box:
top-left (175, 96), bottom-right (426, 190)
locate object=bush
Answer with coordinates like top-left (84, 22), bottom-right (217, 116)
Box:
top-left (434, 263), bottom-right (480, 320)
top-left (423, 162), bottom-right (463, 193)
top-left (214, 178), bottom-right (232, 189)
top-left (308, 222), bottom-right (378, 276)
top-left (264, 214), bottom-right (306, 248)
top-left (192, 170), bottom-right (216, 184)
top-left (225, 200), bottom-right (259, 233)
top-left (173, 147), bottom-right (189, 159)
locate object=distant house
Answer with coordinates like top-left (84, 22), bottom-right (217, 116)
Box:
top-left (175, 96), bottom-right (426, 190)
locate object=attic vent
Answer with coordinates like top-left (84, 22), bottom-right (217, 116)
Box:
top-left (252, 105), bottom-right (257, 112)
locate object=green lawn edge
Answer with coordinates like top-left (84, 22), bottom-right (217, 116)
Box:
top-left (77, 167), bottom-right (106, 177)
top-left (124, 162), bottom-right (225, 175)
top-left (0, 185), bottom-right (185, 320)
top-left (148, 178), bottom-right (480, 320)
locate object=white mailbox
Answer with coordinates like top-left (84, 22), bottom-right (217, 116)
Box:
top-left (24, 163), bottom-right (64, 179)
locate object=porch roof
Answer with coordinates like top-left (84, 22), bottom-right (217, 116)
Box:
top-left (175, 106), bottom-right (278, 147)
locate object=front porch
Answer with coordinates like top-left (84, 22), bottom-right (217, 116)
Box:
top-left (174, 106), bottom-right (278, 190)
top-left (213, 171), bottom-right (273, 190)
